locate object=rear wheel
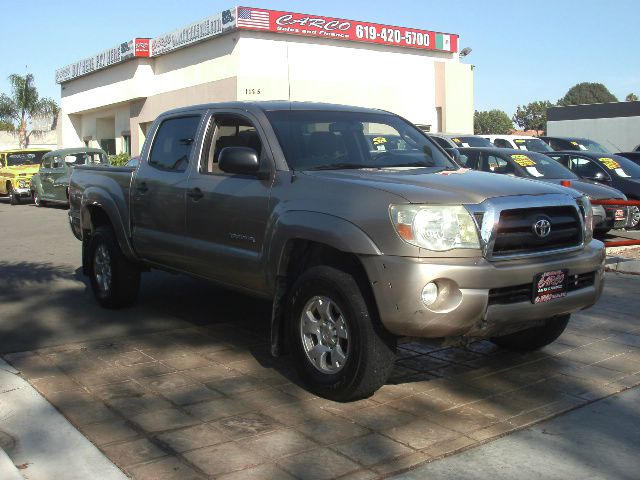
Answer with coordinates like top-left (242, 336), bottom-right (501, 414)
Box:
top-left (628, 206), bottom-right (640, 230)
top-left (288, 265), bottom-right (396, 402)
top-left (491, 314), bottom-right (570, 351)
top-left (88, 226), bottom-right (140, 308)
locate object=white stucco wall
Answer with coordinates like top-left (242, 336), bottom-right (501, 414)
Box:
top-left (548, 117), bottom-right (640, 152)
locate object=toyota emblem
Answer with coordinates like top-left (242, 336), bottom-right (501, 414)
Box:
top-left (533, 218), bottom-right (552, 238)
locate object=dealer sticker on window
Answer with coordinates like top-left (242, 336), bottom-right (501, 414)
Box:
top-left (599, 158), bottom-right (621, 170)
top-left (533, 269), bottom-right (568, 304)
top-left (511, 154), bottom-right (536, 167)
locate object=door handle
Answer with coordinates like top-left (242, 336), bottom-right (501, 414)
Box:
top-left (187, 187), bottom-right (203, 200)
top-left (136, 182), bottom-right (149, 193)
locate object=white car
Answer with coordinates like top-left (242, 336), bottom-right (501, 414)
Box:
top-left (485, 135), bottom-right (552, 152)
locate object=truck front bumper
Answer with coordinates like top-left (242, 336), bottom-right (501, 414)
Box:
top-left (360, 240), bottom-right (606, 339)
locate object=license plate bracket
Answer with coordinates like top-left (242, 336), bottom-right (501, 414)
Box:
top-left (532, 269), bottom-right (568, 304)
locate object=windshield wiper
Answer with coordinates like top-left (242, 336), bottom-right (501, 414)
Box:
top-left (307, 163), bottom-right (370, 171)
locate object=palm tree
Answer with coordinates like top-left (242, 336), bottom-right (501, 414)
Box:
top-left (0, 73), bottom-right (59, 147)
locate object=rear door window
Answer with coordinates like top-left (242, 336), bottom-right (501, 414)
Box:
top-left (149, 116), bottom-right (202, 172)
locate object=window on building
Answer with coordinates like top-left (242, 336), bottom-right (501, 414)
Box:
top-left (201, 115), bottom-right (262, 175)
top-left (149, 116), bottom-right (201, 172)
top-left (100, 139), bottom-right (116, 156)
top-left (122, 134), bottom-right (131, 155)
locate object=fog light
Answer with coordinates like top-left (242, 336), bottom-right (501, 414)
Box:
top-left (421, 282), bottom-right (439, 307)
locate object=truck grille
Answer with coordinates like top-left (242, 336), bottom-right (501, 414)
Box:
top-left (488, 271), bottom-right (596, 305)
top-left (492, 206), bottom-right (582, 257)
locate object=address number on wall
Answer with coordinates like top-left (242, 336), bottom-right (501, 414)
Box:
top-left (245, 88), bottom-right (261, 95)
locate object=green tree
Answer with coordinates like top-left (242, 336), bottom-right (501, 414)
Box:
top-left (0, 120), bottom-right (14, 131)
top-left (474, 109), bottom-right (513, 135)
top-left (0, 74), bottom-right (59, 147)
top-left (559, 82), bottom-right (618, 106)
top-left (512, 100), bottom-right (554, 134)
top-left (626, 93), bottom-right (638, 102)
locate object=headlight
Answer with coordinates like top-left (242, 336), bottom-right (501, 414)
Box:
top-left (577, 196), bottom-right (593, 242)
top-left (390, 205), bottom-right (480, 251)
top-left (18, 180), bottom-right (26, 188)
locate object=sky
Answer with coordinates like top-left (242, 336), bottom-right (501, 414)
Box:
top-left (0, 0), bottom-right (638, 117)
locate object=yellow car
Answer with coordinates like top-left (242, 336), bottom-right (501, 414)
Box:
top-left (0, 149), bottom-right (51, 205)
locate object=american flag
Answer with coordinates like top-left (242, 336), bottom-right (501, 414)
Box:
top-left (236, 7), bottom-right (271, 30)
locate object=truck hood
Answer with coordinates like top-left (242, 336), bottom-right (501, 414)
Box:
top-left (3, 164), bottom-right (39, 177)
top-left (302, 168), bottom-right (578, 204)
top-left (536, 178), bottom-right (626, 200)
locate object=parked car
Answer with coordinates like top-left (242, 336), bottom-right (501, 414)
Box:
top-left (31, 148), bottom-right (108, 207)
top-left (546, 151), bottom-right (640, 229)
top-left (539, 136), bottom-right (611, 153)
top-left (68, 102), bottom-right (605, 401)
top-left (616, 152), bottom-right (640, 165)
top-left (0, 148), bottom-right (51, 204)
top-left (484, 135), bottom-right (553, 152)
top-left (428, 134), bottom-right (494, 150)
top-left (457, 147), bottom-right (628, 234)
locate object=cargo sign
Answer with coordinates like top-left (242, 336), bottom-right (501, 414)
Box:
top-left (236, 6), bottom-right (458, 53)
top-left (55, 38), bottom-right (152, 83)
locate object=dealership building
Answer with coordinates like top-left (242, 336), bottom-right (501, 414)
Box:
top-left (56, 6), bottom-right (474, 155)
top-left (547, 101), bottom-right (640, 152)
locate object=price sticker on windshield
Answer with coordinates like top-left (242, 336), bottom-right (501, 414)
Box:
top-left (451, 138), bottom-right (462, 145)
top-left (599, 158), bottom-right (621, 170)
top-left (511, 154), bottom-right (536, 167)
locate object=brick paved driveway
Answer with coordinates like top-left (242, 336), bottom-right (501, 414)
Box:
top-left (5, 271), bottom-right (640, 479)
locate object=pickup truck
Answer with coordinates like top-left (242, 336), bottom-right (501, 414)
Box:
top-left (68, 102), bottom-right (605, 401)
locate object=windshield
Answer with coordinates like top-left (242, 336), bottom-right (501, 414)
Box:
top-left (266, 110), bottom-right (456, 171)
top-left (573, 139), bottom-right (611, 154)
top-left (510, 152), bottom-right (578, 179)
top-left (452, 136), bottom-right (493, 147)
top-left (512, 138), bottom-right (553, 152)
top-left (596, 155), bottom-right (640, 178)
top-left (6, 151), bottom-right (47, 166)
top-left (65, 152), bottom-right (108, 165)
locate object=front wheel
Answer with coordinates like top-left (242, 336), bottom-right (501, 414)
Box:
top-left (491, 314), bottom-right (570, 351)
top-left (8, 185), bottom-right (20, 205)
top-left (88, 226), bottom-right (140, 308)
top-left (288, 266), bottom-right (396, 402)
top-left (33, 190), bottom-right (45, 207)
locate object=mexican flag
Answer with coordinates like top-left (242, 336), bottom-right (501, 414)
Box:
top-left (436, 33), bottom-right (451, 51)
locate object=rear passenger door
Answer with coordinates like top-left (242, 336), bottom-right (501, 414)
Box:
top-left (183, 111), bottom-right (273, 293)
top-left (131, 113), bottom-right (205, 270)
top-left (40, 157), bottom-right (55, 198)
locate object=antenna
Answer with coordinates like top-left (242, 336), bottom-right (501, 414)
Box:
top-left (286, 43), bottom-right (291, 103)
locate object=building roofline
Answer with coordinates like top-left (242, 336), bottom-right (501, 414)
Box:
top-left (547, 101), bottom-right (640, 121)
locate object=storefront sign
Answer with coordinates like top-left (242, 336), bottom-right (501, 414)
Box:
top-left (150, 9), bottom-right (237, 56)
top-left (235, 6), bottom-right (458, 53)
top-left (56, 37), bottom-right (153, 83)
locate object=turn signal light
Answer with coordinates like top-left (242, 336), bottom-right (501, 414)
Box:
top-left (561, 180), bottom-right (572, 187)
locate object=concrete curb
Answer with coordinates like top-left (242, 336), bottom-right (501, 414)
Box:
top-left (605, 256), bottom-right (640, 275)
top-left (0, 358), bottom-right (127, 480)
top-left (0, 447), bottom-right (22, 480)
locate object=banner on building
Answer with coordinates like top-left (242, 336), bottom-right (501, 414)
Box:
top-left (235, 6), bottom-right (458, 53)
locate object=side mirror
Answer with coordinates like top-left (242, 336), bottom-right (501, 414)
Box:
top-left (448, 148), bottom-right (461, 163)
top-left (590, 171), bottom-right (609, 183)
top-left (219, 147), bottom-right (260, 175)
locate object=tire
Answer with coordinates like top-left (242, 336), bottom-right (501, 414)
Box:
top-left (33, 190), bottom-right (45, 207)
top-left (491, 314), bottom-right (570, 352)
top-left (288, 265), bottom-right (396, 402)
top-left (628, 206), bottom-right (640, 230)
top-left (8, 184), bottom-right (19, 205)
top-left (88, 226), bottom-right (140, 308)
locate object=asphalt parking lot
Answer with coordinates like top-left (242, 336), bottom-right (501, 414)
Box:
top-left (2, 199), bottom-right (640, 479)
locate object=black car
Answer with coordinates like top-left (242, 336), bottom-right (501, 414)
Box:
top-left (457, 147), bottom-right (629, 234)
top-left (546, 151), bottom-right (640, 229)
top-left (539, 136), bottom-right (611, 153)
top-left (616, 151), bottom-right (640, 165)
top-left (428, 134), bottom-right (494, 150)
